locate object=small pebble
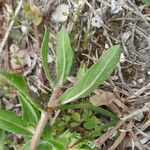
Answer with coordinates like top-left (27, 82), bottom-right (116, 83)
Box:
top-left (138, 78), bottom-right (144, 84)
top-left (131, 80), bottom-right (137, 86)
top-left (21, 26), bottom-right (28, 34)
top-left (134, 111), bottom-right (144, 121)
top-left (47, 54), bottom-right (53, 63)
top-left (120, 53), bottom-right (125, 63)
top-left (30, 85), bottom-right (38, 94)
top-left (111, 75), bottom-right (118, 80)
top-left (147, 70), bottom-right (150, 76)
top-left (105, 43), bottom-right (109, 49)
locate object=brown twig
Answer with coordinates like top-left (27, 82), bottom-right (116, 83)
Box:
top-left (91, 120), bottom-right (125, 148)
top-left (129, 131), bottom-right (145, 150)
top-left (109, 124), bottom-right (126, 150)
top-left (109, 120), bottom-right (134, 150)
top-left (0, 0), bottom-right (23, 55)
top-left (122, 106), bottom-right (149, 121)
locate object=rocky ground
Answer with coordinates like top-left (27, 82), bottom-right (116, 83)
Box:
top-left (0, 0), bottom-right (150, 149)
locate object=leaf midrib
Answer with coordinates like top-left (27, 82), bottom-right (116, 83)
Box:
top-left (62, 49), bottom-right (118, 104)
top-left (19, 93), bottom-right (38, 123)
top-left (0, 116), bottom-right (31, 134)
top-left (59, 31), bottom-right (66, 84)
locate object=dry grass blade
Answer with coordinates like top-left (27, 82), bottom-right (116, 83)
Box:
top-left (0, 0), bottom-right (23, 54)
top-left (129, 83), bottom-right (150, 99)
top-left (91, 120), bottom-right (125, 148)
top-left (122, 106), bottom-right (149, 121)
top-left (92, 105), bottom-right (150, 148)
top-left (109, 124), bottom-right (126, 150)
top-left (109, 120), bottom-right (134, 150)
top-left (129, 131), bottom-right (145, 150)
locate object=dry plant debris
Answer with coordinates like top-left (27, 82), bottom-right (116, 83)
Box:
top-left (0, 0), bottom-right (150, 149)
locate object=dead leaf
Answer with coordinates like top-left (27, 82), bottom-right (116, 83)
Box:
top-left (10, 44), bottom-right (32, 71)
top-left (23, 3), bottom-right (42, 26)
top-left (90, 89), bottom-right (129, 117)
top-left (31, 5), bottom-right (42, 25)
top-left (89, 89), bottom-right (116, 107)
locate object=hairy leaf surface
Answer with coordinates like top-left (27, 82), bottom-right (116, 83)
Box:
top-left (0, 72), bottom-right (44, 111)
top-left (0, 109), bottom-right (32, 136)
top-left (55, 26), bottom-right (74, 84)
top-left (59, 45), bottom-right (121, 104)
top-left (18, 92), bottom-right (39, 125)
top-left (41, 27), bottom-right (54, 87)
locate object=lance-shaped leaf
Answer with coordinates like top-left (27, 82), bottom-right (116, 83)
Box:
top-left (23, 140), bottom-right (52, 150)
top-left (59, 45), bottom-right (121, 104)
top-left (47, 140), bottom-right (66, 150)
top-left (55, 26), bottom-right (74, 85)
top-left (23, 140), bottom-right (65, 150)
top-left (0, 72), bottom-right (44, 111)
top-left (0, 72), bottom-right (28, 94)
top-left (18, 92), bottom-right (39, 125)
top-left (41, 27), bottom-right (54, 88)
top-left (0, 109), bottom-right (32, 136)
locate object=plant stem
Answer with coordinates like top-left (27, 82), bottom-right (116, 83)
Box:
top-left (30, 111), bottom-right (50, 150)
top-left (30, 85), bottom-right (63, 150)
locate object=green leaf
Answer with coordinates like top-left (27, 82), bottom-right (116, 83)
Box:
top-left (62, 115), bottom-right (70, 122)
top-left (0, 72), bottom-right (44, 111)
top-left (57, 131), bottom-right (71, 146)
top-left (18, 92), bottom-right (39, 125)
top-left (23, 140), bottom-right (52, 150)
top-left (0, 72), bottom-right (28, 94)
top-left (0, 109), bottom-right (32, 136)
top-left (41, 27), bottom-right (54, 88)
top-left (70, 122), bottom-right (79, 127)
top-left (47, 140), bottom-right (66, 150)
top-left (0, 129), bottom-right (5, 150)
top-left (59, 45), bottom-right (121, 104)
top-left (72, 112), bottom-right (81, 122)
top-left (42, 125), bottom-right (53, 142)
top-left (38, 142), bottom-right (52, 150)
top-left (83, 116), bottom-right (100, 130)
top-left (55, 26), bottom-right (74, 84)
top-left (42, 131), bottom-right (74, 150)
top-left (77, 63), bottom-right (88, 80)
top-left (143, 0), bottom-right (150, 4)
top-left (23, 140), bottom-right (31, 150)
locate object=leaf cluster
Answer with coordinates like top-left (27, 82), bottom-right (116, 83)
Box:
top-left (0, 26), bottom-right (121, 149)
